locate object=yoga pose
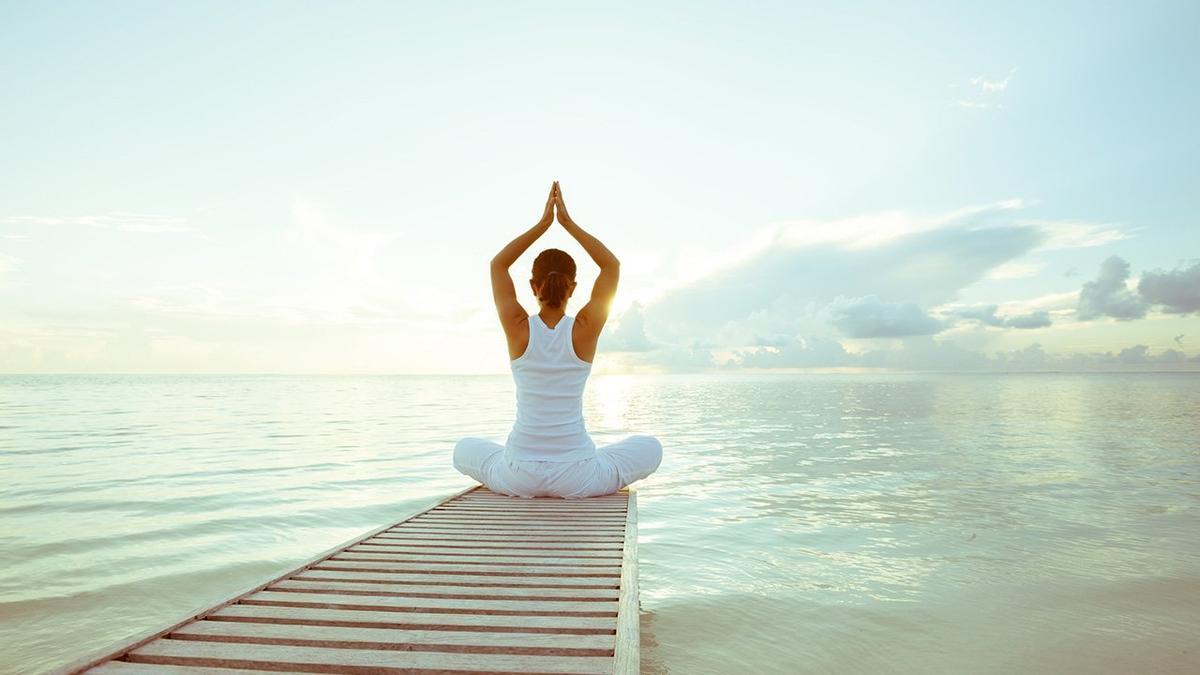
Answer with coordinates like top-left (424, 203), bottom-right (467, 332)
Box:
top-left (453, 182), bottom-right (663, 498)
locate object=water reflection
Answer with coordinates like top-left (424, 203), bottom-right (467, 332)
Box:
top-left (1, 373), bottom-right (1198, 673)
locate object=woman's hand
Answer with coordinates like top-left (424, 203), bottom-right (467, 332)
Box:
top-left (536, 182), bottom-right (558, 228)
top-left (554, 181), bottom-right (576, 228)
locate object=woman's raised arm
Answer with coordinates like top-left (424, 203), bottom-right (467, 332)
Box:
top-left (490, 183), bottom-right (557, 328)
top-left (554, 184), bottom-right (620, 332)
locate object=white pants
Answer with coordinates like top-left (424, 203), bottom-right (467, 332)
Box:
top-left (453, 435), bottom-right (663, 499)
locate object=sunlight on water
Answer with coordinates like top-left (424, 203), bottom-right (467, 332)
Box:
top-left (1, 373), bottom-right (1198, 673)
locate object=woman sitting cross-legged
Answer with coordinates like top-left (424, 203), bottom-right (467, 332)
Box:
top-left (453, 181), bottom-right (663, 498)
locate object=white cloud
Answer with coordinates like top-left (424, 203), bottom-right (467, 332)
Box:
top-left (0, 252), bottom-right (19, 274)
top-left (827, 295), bottom-right (944, 338)
top-left (942, 304), bottom-right (1053, 330)
top-left (599, 301), bottom-right (655, 352)
top-left (0, 212), bottom-right (192, 233)
top-left (970, 68), bottom-right (1016, 93)
top-left (629, 198), bottom-right (1091, 350)
top-left (986, 261), bottom-right (1043, 280)
top-left (726, 337), bottom-right (1198, 372)
top-left (1019, 218), bottom-right (1130, 250)
top-left (955, 67), bottom-right (1017, 109)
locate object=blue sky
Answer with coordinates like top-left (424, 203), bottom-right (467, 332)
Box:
top-left (1, 1), bottom-right (1197, 373)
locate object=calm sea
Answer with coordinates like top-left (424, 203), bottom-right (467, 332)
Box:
top-left (1, 373), bottom-right (1198, 674)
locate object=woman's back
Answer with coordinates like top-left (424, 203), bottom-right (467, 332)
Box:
top-left (452, 181), bottom-right (660, 498)
top-left (506, 313), bottom-right (597, 462)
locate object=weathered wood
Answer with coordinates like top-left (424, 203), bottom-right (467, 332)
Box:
top-left (613, 490), bottom-right (640, 674)
top-left (126, 640), bottom-right (616, 674)
top-left (336, 551), bottom-right (622, 566)
top-left (209, 604), bottom-right (617, 631)
top-left (58, 485), bottom-right (641, 675)
top-left (274, 578), bottom-right (621, 599)
top-left (89, 663), bottom-right (307, 674)
top-left (173, 619), bottom-right (618, 653)
top-left (292, 570), bottom-right (620, 588)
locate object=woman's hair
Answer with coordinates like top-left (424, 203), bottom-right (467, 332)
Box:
top-left (532, 248), bottom-right (576, 309)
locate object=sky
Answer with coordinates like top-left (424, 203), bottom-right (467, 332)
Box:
top-left (1, 1), bottom-right (1198, 374)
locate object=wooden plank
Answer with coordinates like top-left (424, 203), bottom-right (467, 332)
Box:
top-left (309, 557), bottom-right (624, 571)
top-left (458, 492), bottom-right (628, 497)
top-left (434, 504), bottom-right (628, 512)
top-left (89, 663), bottom-right (309, 674)
top-left (274, 578), bottom-right (620, 600)
top-left (367, 537), bottom-right (624, 548)
top-left (54, 485), bottom-right (482, 675)
top-left (613, 488), bottom-right (639, 675)
top-left (336, 551), bottom-right (622, 566)
top-left (235, 589), bottom-right (617, 616)
top-left (450, 504), bottom-right (625, 511)
top-left (61, 485), bottom-right (642, 675)
top-left (209, 604), bottom-right (617, 632)
top-left (418, 509), bottom-right (627, 517)
top-left (410, 515), bottom-right (629, 524)
top-left (369, 535), bottom-right (624, 547)
top-left (335, 557), bottom-right (619, 570)
top-left (173, 619), bottom-right (617, 654)
top-left (125, 640), bottom-right (615, 674)
top-left (371, 536), bottom-right (624, 545)
top-left (293, 570), bottom-right (619, 589)
top-left (391, 523), bottom-right (628, 533)
top-left (348, 542), bottom-right (624, 554)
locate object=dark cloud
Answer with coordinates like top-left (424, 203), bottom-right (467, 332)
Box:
top-left (828, 295), bottom-right (945, 338)
top-left (1003, 310), bottom-right (1052, 329)
top-left (1137, 260), bottom-right (1200, 314)
top-left (1077, 256), bottom-right (1148, 320)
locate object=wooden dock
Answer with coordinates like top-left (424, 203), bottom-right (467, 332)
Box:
top-left (56, 485), bottom-right (640, 675)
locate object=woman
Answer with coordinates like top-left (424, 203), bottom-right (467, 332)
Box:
top-left (453, 181), bottom-right (663, 498)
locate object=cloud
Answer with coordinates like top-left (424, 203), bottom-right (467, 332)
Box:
top-left (0, 212), bottom-right (191, 233)
top-left (828, 295), bottom-right (944, 338)
top-left (950, 305), bottom-right (1053, 329)
top-left (638, 199), bottom-right (1050, 346)
top-left (970, 68), bottom-right (1017, 93)
top-left (720, 336), bottom-right (1198, 372)
top-left (1020, 219), bottom-right (1129, 249)
top-left (731, 336), bottom-right (853, 368)
top-left (955, 67), bottom-right (1016, 109)
top-left (1114, 345), bottom-right (1187, 365)
top-left (611, 342), bottom-right (716, 373)
top-left (986, 261), bottom-right (1042, 280)
top-left (1117, 344), bottom-right (1150, 364)
top-left (1076, 256), bottom-right (1148, 320)
top-left (1002, 311), bottom-right (1052, 329)
top-left (0, 252), bottom-right (19, 275)
top-left (1137, 260), bottom-right (1200, 314)
top-left (599, 301), bottom-right (655, 352)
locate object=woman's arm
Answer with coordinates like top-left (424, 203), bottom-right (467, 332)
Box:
top-left (554, 185), bottom-right (620, 332)
top-left (491, 183), bottom-right (557, 328)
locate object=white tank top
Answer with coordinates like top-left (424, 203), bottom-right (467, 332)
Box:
top-left (505, 313), bottom-right (597, 462)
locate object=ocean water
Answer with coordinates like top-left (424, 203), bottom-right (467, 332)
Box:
top-left (1, 373), bottom-right (1198, 674)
